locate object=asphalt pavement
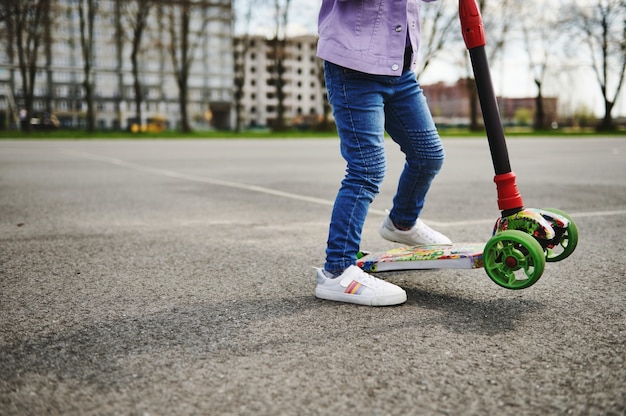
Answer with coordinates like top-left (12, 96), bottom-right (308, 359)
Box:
top-left (1, 137), bottom-right (625, 415)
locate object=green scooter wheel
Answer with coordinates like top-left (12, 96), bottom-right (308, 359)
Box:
top-left (542, 208), bottom-right (578, 262)
top-left (484, 230), bottom-right (546, 290)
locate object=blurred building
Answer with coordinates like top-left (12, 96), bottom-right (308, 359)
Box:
top-left (1, 3), bottom-right (557, 133)
top-left (234, 35), bottom-right (326, 130)
top-left (424, 79), bottom-right (558, 128)
top-left (0, 0), bottom-right (234, 131)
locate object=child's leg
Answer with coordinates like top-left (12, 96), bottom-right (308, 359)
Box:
top-left (384, 71), bottom-right (445, 229)
top-left (323, 62), bottom-right (389, 273)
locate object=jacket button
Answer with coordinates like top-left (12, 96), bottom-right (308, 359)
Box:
top-left (395, 25), bottom-right (403, 32)
top-left (391, 64), bottom-right (400, 71)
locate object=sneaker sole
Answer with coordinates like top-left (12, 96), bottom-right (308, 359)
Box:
top-left (315, 288), bottom-right (406, 306)
top-left (379, 226), bottom-right (452, 246)
top-left (379, 227), bottom-right (415, 246)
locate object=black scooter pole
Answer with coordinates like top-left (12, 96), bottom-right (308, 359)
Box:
top-left (468, 46), bottom-right (511, 175)
top-left (459, 0), bottom-right (523, 216)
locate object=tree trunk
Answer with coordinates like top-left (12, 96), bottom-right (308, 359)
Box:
top-left (10, 0), bottom-right (48, 132)
top-left (179, 6), bottom-right (191, 133)
top-left (115, 0), bottom-right (124, 130)
top-left (534, 79), bottom-right (545, 130)
top-left (79, 0), bottom-right (96, 132)
top-left (131, 50), bottom-right (142, 132)
top-left (598, 100), bottom-right (615, 131)
top-left (178, 74), bottom-right (190, 133)
top-left (273, 37), bottom-right (287, 132)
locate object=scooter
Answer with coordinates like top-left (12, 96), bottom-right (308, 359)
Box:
top-left (460, 0), bottom-right (578, 289)
top-left (357, 0), bottom-right (579, 290)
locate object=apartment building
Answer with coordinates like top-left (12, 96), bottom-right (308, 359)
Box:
top-left (235, 35), bottom-right (326, 129)
top-left (0, 0), bottom-right (234, 131)
top-left (424, 79), bottom-right (558, 128)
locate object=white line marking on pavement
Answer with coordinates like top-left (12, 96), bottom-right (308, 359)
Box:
top-left (62, 150), bottom-right (336, 207)
top-left (63, 149), bottom-right (626, 227)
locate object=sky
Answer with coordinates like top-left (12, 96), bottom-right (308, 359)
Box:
top-left (235, 1), bottom-right (625, 118)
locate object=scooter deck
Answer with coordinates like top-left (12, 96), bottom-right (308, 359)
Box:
top-left (357, 243), bottom-right (485, 273)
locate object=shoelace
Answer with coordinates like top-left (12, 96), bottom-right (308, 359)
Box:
top-left (353, 270), bottom-right (380, 288)
top-left (411, 221), bottom-right (440, 242)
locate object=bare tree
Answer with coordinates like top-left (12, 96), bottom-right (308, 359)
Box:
top-left (42, 0), bottom-right (54, 119)
top-left (233, 0), bottom-right (255, 132)
top-left (163, 0), bottom-right (213, 133)
top-left (122, 0), bottom-right (157, 132)
top-left (269, 0), bottom-right (292, 132)
top-left (459, 0), bottom-right (520, 131)
top-left (416, 0), bottom-right (458, 78)
top-left (0, 6), bottom-right (15, 128)
top-left (0, 0), bottom-right (51, 132)
top-left (519, 0), bottom-right (564, 130)
top-left (78, 0), bottom-right (97, 132)
top-left (114, 0), bottom-right (124, 130)
top-left (567, 0), bottom-right (626, 131)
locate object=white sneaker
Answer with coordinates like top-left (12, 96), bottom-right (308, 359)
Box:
top-left (315, 265), bottom-right (406, 306)
top-left (379, 215), bottom-right (452, 246)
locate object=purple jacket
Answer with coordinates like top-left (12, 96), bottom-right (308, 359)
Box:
top-left (317, 0), bottom-right (435, 76)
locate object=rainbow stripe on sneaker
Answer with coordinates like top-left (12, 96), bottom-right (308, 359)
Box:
top-left (345, 280), bottom-right (365, 295)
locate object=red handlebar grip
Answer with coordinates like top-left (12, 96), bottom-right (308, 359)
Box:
top-left (459, 0), bottom-right (486, 49)
top-left (494, 172), bottom-right (524, 211)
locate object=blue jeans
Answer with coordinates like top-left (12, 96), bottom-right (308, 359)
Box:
top-left (323, 61), bottom-right (445, 274)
